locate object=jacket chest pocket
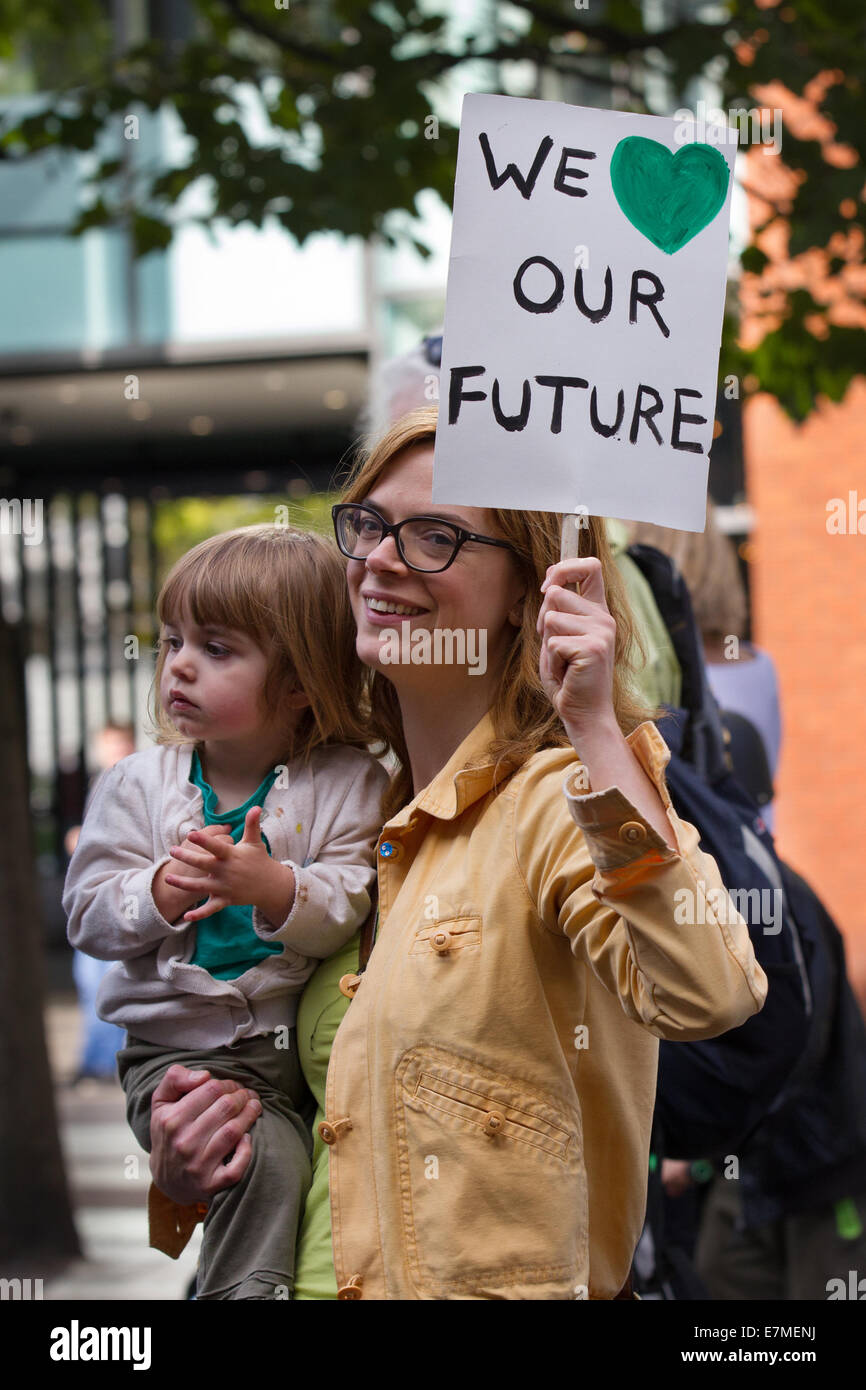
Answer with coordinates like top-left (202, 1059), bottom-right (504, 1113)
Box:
top-left (409, 914), bottom-right (481, 957)
top-left (394, 1046), bottom-right (587, 1299)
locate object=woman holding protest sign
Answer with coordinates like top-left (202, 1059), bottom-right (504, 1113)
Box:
top-left (147, 406), bottom-right (767, 1300)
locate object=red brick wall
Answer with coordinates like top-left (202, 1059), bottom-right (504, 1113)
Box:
top-left (743, 383), bottom-right (866, 1005)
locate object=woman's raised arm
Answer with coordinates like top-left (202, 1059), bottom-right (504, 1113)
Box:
top-left (537, 554), bottom-right (677, 848)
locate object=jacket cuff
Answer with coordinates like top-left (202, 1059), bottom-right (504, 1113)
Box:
top-left (563, 721), bottom-right (683, 872)
top-left (148, 1182), bottom-right (207, 1258)
top-left (251, 860), bottom-right (312, 940)
top-left (143, 856), bottom-right (196, 933)
top-left (102, 858), bottom-right (192, 945)
top-left (251, 861), bottom-right (369, 958)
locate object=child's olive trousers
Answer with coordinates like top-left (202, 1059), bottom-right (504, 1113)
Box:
top-left (118, 1028), bottom-right (314, 1299)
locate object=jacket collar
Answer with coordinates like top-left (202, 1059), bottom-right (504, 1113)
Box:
top-left (169, 741), bottom-right (198, 799)
top-left (386, 710), bottom-right (514, 828)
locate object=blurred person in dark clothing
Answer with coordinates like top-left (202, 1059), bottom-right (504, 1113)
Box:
top-left (65, 723), bottom-right (135, 1085)
top-left (627, 517), bottom-right (866, 1300)
top-left (629, 504), bottom-right (780, 829)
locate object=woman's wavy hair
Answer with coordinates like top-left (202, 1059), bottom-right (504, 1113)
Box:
top-left (149, 524), bottom-right (372, 760)
top-left (340, 406), bottom-right (656, 818)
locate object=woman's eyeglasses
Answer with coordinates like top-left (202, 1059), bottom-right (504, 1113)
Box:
top-left (332, 503), bottom-right (515, 574)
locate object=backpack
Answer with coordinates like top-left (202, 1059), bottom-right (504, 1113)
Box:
top-left (626, 545), bottom-right (866, 1293)
top-left (651, 707), bottom-right (817, 1156)
top-left (627, 542), bottom-right (822, 1150)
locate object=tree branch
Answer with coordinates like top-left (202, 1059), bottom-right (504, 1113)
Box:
top-left (211, 0), bottom-right (656, 99)
top-left (216, 0), bottom-right (345, 68)
top-left (415, 43), bottom-right (645, 101)
top-left (505, 0), bottom-right (728, 53)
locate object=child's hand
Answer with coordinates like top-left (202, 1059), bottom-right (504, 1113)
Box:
top-left (152, 824), bottom-right (231, 924)
top-left (164, 808), bottom-right (295, 927)
top-left (167, 823), bottom-right (232, 887)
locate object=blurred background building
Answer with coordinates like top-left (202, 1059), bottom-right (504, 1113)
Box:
top-left (0, 0), bottom-right (455, 955)
top-left (0, 0), bottom-right (862, 1006)
top-left (0, 0), bottom-right (755, 970)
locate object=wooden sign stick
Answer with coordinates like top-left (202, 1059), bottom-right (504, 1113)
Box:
top-left (559, 511), bottom-right (585, 595)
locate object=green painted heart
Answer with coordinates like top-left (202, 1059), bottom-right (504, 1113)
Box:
top-left (609, 136), bottom-right (730, 254)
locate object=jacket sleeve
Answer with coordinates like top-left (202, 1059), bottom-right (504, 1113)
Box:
top-left (515, 722), bottom-right (768, 1041)
top-left (63, 760), bottom-right (184, 960)
top-left (252, 754), bottom-right (388, 959)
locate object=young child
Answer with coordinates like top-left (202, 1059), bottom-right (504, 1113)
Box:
top-left (63, 524), bottom-right (388, 1300)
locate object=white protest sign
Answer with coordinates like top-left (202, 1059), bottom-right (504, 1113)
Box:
top-left (433, 93), bottom-right (737, 531)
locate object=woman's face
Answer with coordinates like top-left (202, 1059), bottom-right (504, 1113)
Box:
top-left (345, 444), bottom-right (526, 688)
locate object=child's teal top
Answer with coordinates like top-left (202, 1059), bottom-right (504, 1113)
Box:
top-left (187, 750), bottom-right (282, 980)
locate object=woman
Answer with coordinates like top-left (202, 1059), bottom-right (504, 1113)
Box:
top-left (147, 408), bottom-right (767, 1300)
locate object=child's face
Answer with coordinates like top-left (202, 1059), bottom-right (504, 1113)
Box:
top-left (159, 612), bottom-right (272, 746)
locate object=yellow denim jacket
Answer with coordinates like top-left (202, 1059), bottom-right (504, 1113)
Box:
top-left (323, 714), bottom-right (768, 1301)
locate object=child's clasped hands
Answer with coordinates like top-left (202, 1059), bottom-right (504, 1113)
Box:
top-left (164, 807), bottom-right (295, 926)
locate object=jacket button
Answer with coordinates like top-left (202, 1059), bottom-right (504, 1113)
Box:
top-left (339, 973), bottom-right (362, 999)
top-left (379, 840), bottom-right (403, 861)
top-left (483, 1111), bottom-right (504, 1136)
top-left (337, 1274), bottom-right (363, 1300)
top-left (431, 929), bottom-right (453, 954)
top-left (619, 821), bottom-right (647, 845)
top-left (318, 1116), bottom-right (353, 1145)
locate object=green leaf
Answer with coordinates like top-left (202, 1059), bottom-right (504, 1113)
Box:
top-left (130, 212), bottom-right (173, 257)
top-left (739, 245), bottom-right (769, 275)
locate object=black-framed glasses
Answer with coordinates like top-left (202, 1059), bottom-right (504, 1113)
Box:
top-left (332, 503), bottom-right (516, 573)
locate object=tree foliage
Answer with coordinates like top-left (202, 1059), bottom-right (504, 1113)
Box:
top-left (152, 491), bottom-right (338, 578)
top-left (1, 0), bottom-right (864, 418)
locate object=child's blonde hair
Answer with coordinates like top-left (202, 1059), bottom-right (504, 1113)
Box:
top-left (149, 524), bottom-right (372, 759)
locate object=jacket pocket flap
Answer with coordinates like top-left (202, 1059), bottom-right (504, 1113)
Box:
top-left (409, 914), bottom-right (482, 955)
top-left (414, 1070), bottom-right (572, 1158)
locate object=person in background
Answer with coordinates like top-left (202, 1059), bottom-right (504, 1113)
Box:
top-left (626, 511), bottom-right (866, 1300)
top-left (693, 861), bottom-right (866, 1301)
top-left (65, 723), bottom-right (136, 1086)
top-left (629, 504), bottom-right (781, 830)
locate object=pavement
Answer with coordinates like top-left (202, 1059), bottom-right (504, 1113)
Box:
top-left (37, 994), bottom-right (202, 1302)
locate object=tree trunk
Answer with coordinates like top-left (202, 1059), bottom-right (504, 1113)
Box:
top-left (0, 615), bottom-right (79, 1264)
